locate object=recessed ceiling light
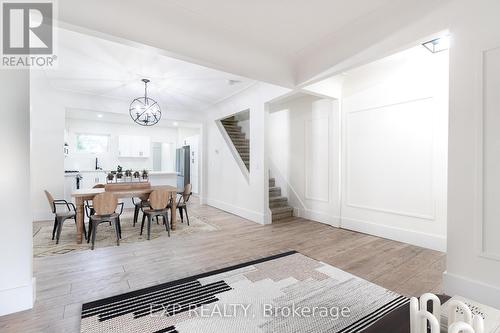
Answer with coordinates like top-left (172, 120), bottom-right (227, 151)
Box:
top-left (97, 114), bottom-right (103, 118)
top-left (173, 121), bottom-right (179, 126)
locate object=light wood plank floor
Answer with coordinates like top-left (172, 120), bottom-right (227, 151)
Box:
top-left (0, 198), bottom-right (446, 332)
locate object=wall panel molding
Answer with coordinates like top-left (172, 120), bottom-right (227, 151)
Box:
top-left (477, 45), bottom-right (500, 261)
top-left (344, 96), bottom-right (436, 220)
top-left (305, 114), bottom-right (330, 202)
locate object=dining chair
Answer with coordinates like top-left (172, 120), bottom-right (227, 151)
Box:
top-left (177, 184), bottom-right (192, 226)
top-left (84, 184), bottom-right (105, 221)
top-left (87, 192), bottom-right (124, 250)
top-left (140, 190), bottom-right (171, 240)
top-left (44, 190), bottom-right (86, 244)
top-left (132, 197), bottom-right (151, 227)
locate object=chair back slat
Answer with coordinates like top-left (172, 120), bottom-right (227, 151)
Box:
top-left (149, 190), bottom-right (169, 210)
top-left (93, 192), bottom-right (118, 216)
top-left (44, 190), bottom-right (55, 213)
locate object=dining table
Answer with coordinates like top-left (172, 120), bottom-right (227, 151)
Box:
top-left (71, 185), bottom-right (178, 244)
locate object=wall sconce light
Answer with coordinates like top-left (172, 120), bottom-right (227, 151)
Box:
top-left (422, 35), bottom-right (450, 53)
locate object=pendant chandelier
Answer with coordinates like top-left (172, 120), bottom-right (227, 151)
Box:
top-left (129, 79), bottom-right (162, 126)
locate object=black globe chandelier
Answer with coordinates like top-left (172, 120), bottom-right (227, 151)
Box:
top-left (129, 79), bottom-right (162, 126)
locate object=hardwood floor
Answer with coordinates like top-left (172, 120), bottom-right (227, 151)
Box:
top-left (0, 198), bottom-right (446, 332)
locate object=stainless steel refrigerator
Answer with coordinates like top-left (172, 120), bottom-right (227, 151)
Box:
top-left (176, 146), bottom-right (190, 190)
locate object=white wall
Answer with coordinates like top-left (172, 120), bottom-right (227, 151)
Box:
top-left (340, 46), bottom-right (449, 252)
top-left (0, 70), bottom-right (34, 315)
top-left (203, 82), bottom-right (290, 224)
top-left (177, 127), bottom-right (201, 148)
top-left (30, 73), bottom-right (66, 223)
top-left (443, 0), bottom-right (500, 309)
top-left (268, 95), bottom-right (341, 226)
top-left (65, 118), bottom-right (180, 172)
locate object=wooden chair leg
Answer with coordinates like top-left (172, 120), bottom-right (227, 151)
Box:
top-left (140, 214), bottom-right (146, 235)
top-left (147, 215), bottom-right (152, 240)
top-left (52, 216), bottom-right (58, 240)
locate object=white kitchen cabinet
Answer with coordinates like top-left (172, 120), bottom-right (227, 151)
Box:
top-left (80, 171), bottom-right (107, 189)
top-left (64, 175), bottom-right (77, 202)
top-left (118, 135), bottom-right (150, 158)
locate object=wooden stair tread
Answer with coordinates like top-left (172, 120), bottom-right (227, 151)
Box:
top-left (271, 206), bottom-right (293, 214)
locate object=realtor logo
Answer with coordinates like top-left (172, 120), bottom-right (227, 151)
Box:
top-left (1, 1), bottom-right (56, 67)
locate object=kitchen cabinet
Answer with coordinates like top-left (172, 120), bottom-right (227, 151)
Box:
top-left (80, 171), bottom-right (107, 189)
top-left (118, 135), bottom-right (150, 158)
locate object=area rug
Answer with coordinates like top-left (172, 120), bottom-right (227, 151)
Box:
top-left (33, 210), bottom-right (218, 257)
top-left (80, 251), bottom-right (408, 333)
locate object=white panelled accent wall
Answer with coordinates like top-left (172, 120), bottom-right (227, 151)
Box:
top-left (270, 46), bottom-right (448, 251)
top-left (443, 0), bottom-right (500, 309)
top-left (268, 95), bottom-right (341, 226)
top-left (341, 46), bottom-right (449, 252)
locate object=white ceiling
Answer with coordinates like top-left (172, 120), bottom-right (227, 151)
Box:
top-left (59, 0), bottom-right (450, 87)
top-left (65, 109), bottom-right (201, 129)
top-left (159, 0), bottom-right (394, 57)
top-left (44, 29), bottom-right (256, 112)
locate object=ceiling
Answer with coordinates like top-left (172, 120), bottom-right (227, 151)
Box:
top-left (157, 0), bottom-right (394, 58)
top-left (44, 29), bottom-right (256, 112)
top-left (59, 0), bottom-right (450, 87)
top-left (65, 109), bottom-right (201, 129)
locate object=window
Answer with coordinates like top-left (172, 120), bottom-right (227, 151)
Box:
top-left (76, 134), bottom-right (109, 153)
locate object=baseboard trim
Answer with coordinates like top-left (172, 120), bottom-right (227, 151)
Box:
top-left (205, 198), bottom-right (265, 224)
top-left (294, 207), bottom-right (340, 227)
top-left (443, 271), bottom-right (500, 308)
top-left (0, 278), bottom-right (35, 316)
top-left (341, 217), bottom-right (446, 252)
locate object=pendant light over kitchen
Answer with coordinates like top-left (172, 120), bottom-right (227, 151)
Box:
top-left (129, 79), bottom-right (162, 126)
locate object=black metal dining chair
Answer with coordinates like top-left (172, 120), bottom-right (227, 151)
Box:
top-left (140, 190), bottom-right (171, 240)
top-left (87, 192), bottom-right (124, 250)
top-left (44, 190), bottom-right (86, 244)
top-left (132, 197), bottom-right (151, 227)
top-left (84, 184), bottom-right (105, 222)
top-left (177, 184), bottom-right (192, 226)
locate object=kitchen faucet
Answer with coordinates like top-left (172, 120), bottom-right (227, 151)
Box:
top-left (95, 157), bottom-right (102, 170)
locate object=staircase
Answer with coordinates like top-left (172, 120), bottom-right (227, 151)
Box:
top-left (220, 116), bottom-right (250, 171)
top-left (269, 177), bottom-right (294, 222)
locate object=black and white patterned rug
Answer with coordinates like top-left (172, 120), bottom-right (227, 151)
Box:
top-left (81, 251), bottom-right (408, 332)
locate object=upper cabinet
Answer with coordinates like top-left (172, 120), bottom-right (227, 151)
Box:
top-left (118, 135), bottom-right (150, 158)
